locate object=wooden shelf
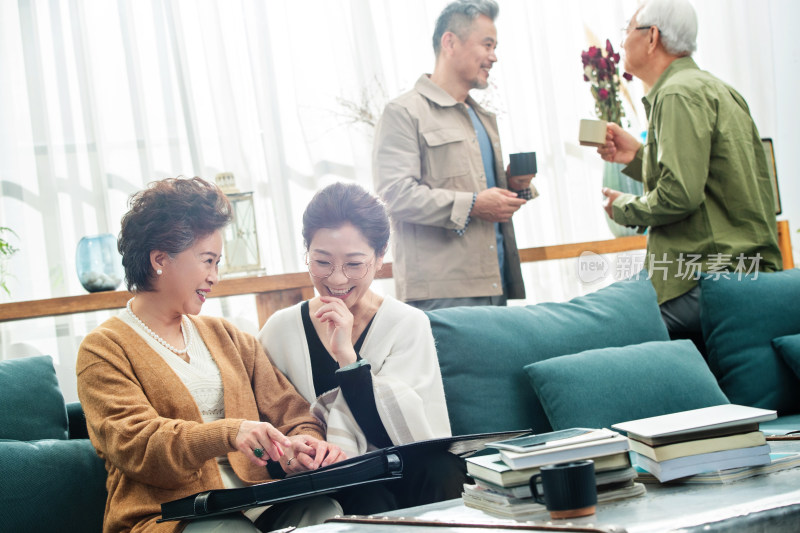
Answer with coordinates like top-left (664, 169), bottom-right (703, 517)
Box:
top-left (0, 272), bottom-right (315, 325)
top-left (0, 227), bottom-right (791, 328)
top-left (0, 238), bottom-right (647, 325)
top-left (519, 235), bottom-right (646, 262)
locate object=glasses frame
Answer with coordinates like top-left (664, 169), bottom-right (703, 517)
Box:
top-left (305, 253), bottom-right (376, 280)
top-left (621, 25), bottom-right (654, 46)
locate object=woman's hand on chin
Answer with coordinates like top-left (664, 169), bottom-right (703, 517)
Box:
top-left (316, 296), bottom-right (358, 366)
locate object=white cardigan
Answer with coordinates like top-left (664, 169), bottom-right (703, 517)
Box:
top-left (258, 295), bottom-right (452, 458)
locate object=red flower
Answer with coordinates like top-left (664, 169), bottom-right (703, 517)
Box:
top-left (623, 72), bottom-right (633, 81)
top-left (582, 40), bottom-right (627, 125)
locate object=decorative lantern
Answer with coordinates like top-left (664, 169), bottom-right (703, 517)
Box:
top-left (215, 173), bottom-right (262, 275)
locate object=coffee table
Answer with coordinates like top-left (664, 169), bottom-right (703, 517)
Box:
top-left (298, 441), bottom-right (800, 533)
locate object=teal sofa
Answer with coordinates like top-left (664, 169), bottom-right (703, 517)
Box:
top-left (3, 271), bottom-right (798, 532)
top-left (0, 355), bottom-right (106, 533)
top-left (427, 270), bottom-right (800, 436)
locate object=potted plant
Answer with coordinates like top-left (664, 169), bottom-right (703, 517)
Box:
top-left (0, 226), bottom-right (19, 296)
top-left (581, 40), bottom-right (643, 237)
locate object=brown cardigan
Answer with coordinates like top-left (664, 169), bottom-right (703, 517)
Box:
top-left (77, 314), bottom-right (325, 533)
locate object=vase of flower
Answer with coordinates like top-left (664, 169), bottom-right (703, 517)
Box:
top-left (602, 162), bottom-right (641, 237)
top-left (76, 234), bottom-right (124, 292)
top-left (0, 226), bottom-right (19, 296)
top-left (582, 39), bottom-right (644, 236)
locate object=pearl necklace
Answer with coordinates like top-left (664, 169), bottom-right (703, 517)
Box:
top-left (126, 298), bottom-right (192, 355)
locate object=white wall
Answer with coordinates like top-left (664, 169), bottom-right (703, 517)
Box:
top-left (694, 0), bottom-right (799, 265)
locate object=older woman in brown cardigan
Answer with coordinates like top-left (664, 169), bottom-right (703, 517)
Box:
top-left (77, 177), bottom-right (345, 533)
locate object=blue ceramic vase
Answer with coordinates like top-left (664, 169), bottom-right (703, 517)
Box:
top-left (76, 234), bottom-right (123, 292)
top-left (602, 161), bottom-right (644, 237)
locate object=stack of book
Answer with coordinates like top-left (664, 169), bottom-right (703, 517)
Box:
top-left (633, 452), bottom-right (800, 484)
top-left (463, 428), bottom-right (645, 519)
top-left (612, 404), bottom-right (778, 483)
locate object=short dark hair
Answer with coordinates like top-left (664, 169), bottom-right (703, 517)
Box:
top-left (118, 177), bottom-right (232, 292)
top-left (302, 182), bottom-right (390, 256)
top-left (432, 0), bottom-right (499, 57)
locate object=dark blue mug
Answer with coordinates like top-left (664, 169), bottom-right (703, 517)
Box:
top-left (509, 152), bottom-right (537, 176)
top-left (530, 459), bottom-right (597, 519)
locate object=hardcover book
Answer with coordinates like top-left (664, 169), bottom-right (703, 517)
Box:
top-left (632, 444), bottom-right (772, 482)
top-left (612, 405), bottom-right (776, 446)
top-left (628, 430), bottom-right (766, 462)
top-left (466, 450), bottom-right (631, 487)
top-left (634, 452), bottom-right (800, 484)
top-left (498, 432), bottom-right (630, 470)
top-left (462, 479), bottom-right (646, 520)
top-left (472, 465), bottom-right (637, 499)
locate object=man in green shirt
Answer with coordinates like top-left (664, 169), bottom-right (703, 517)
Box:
top-left (598, 0), bottom-right (782, 348)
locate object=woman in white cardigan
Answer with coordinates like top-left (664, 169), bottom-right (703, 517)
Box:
top-left (258, 182), bottom-right (467, 512)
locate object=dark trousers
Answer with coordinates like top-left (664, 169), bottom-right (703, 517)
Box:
top-left (334, 449), bottom-right (469, 515)
top-left (659, 285), bottom-right (706, 357)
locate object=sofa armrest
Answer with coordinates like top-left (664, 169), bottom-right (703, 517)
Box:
top-left (66, 402), bottom-right (90, 440)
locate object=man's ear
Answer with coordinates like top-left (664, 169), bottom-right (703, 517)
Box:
top-left (440, 31), bottom-right (457, 56)
top-left (647, 26), bottom-right (661, 54)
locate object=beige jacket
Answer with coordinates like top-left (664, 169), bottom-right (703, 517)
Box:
top-left (373, 74), bottom-right (526, 302)
top-left (77, 315), bottom-right (324, 533)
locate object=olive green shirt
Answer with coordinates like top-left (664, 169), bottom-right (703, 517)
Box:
top-left (613, 57), bottom-right (781, 304)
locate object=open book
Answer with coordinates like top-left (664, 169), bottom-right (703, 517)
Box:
top-left (159, 447), bottom-right (402, 522)
top-left (160, 429), bottom-right (528, 522)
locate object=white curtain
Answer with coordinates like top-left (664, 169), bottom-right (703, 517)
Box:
top-left (1, 0), bottom-right (798, 402)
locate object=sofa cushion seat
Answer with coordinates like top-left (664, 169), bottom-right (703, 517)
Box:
top-left (0, 438), bottom-right (106, 533)
top-left (0, 355), bottom-right (106, 533)
top-left (427, 276), bottom-right (670, 435)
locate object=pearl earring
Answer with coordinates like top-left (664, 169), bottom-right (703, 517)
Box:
top-left (157, 269), bottom-right (163, 275)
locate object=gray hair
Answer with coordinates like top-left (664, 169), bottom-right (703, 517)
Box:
top-left (637, 0), bottom-right (698, 56)
top-left (432, 0), bottom-right (499, 57)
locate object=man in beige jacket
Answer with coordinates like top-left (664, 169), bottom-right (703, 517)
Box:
top-left (373, 0), bottom-right (534, 310)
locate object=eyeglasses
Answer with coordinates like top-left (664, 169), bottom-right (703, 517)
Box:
top-left (620, 24), bottom-right (654, 46)
top-left (306, 254), bottom-right (375, 280)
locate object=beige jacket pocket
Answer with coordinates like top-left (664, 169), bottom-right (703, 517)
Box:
top-left (422, 128), bottom-right (470, 184)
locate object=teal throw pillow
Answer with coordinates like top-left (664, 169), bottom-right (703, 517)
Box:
top-left (524, 339), bottom-right (729, 430)
top-left (700, 269), bottom-right (800, 414)
top-left (0, 355), bottom-right (68, 441)
top-left (427, 275), bottom-right (670, 435)
top-left (772, 333), bottom-right (800, 381)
